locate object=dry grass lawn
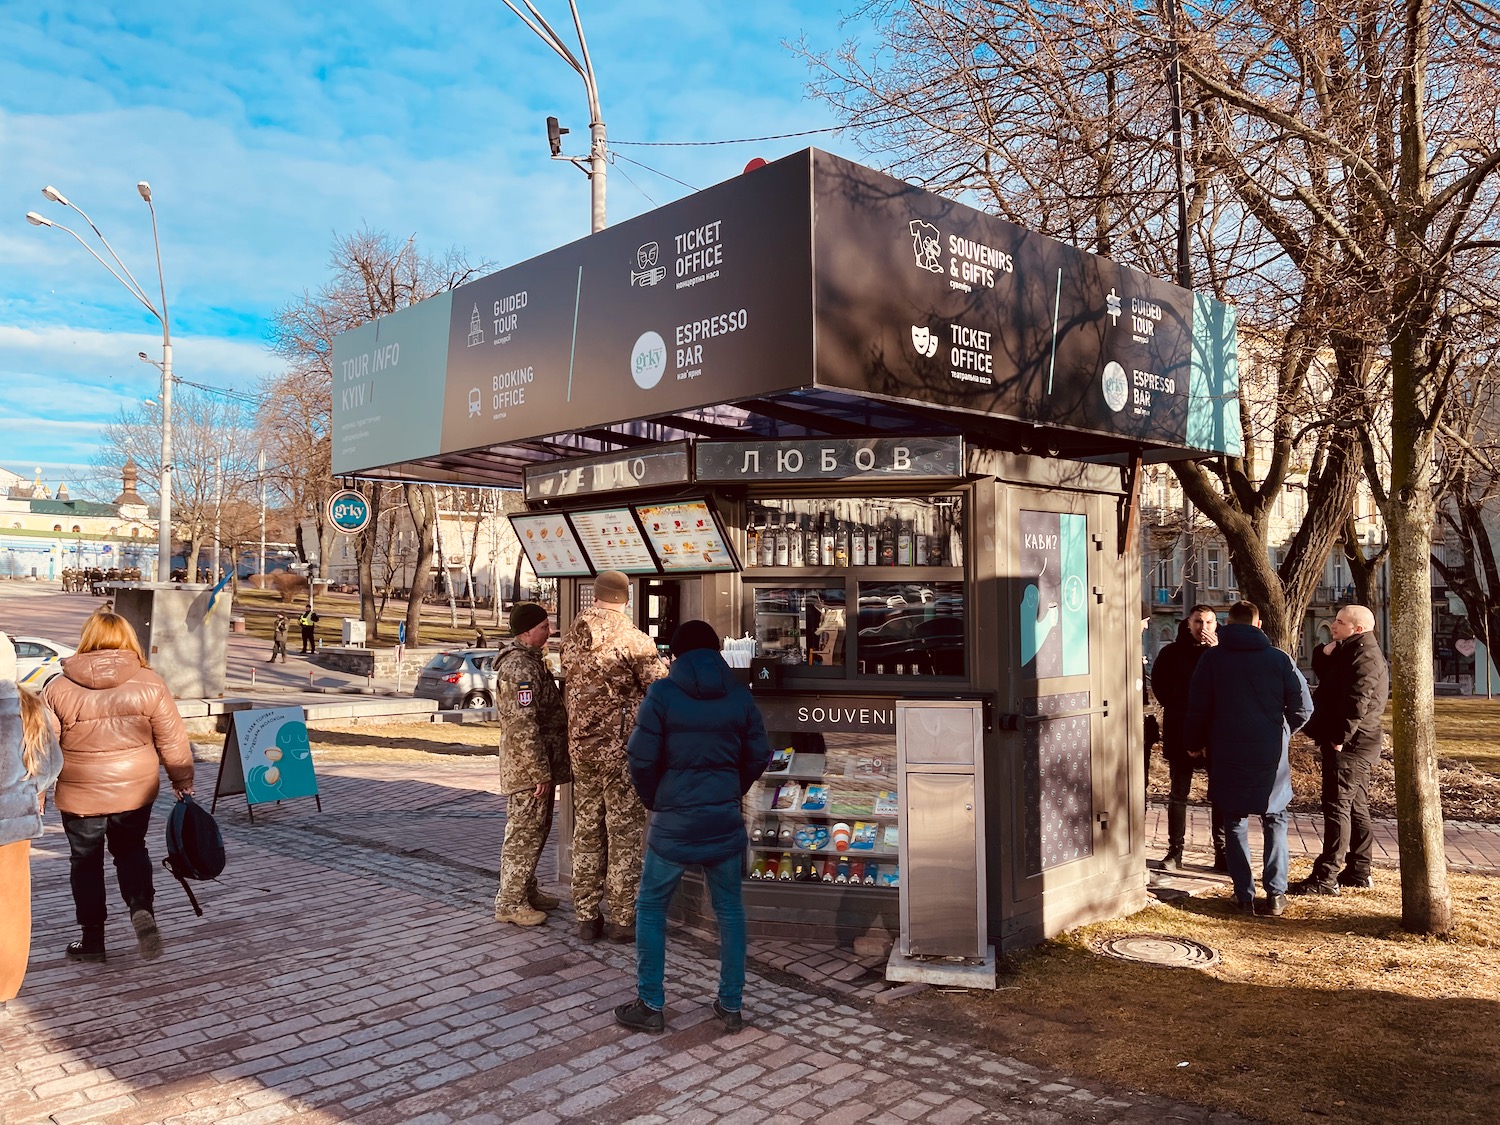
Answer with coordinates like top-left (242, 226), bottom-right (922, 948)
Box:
top-left (905, 871), bottom-right (1500, 1125)
top-left (232, 588), bottom-right (511, 650)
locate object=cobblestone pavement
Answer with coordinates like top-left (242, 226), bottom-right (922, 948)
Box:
top-left (1, 759), bottom-right (1259, 1125)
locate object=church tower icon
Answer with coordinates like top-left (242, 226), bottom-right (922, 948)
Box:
top-left (467, 304), bottom-right (484, 348)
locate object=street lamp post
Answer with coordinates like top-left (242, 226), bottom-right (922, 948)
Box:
top-left (26, 182), bottom-right (174, 582)
top-left (503, 0), bottom-right (607, 232)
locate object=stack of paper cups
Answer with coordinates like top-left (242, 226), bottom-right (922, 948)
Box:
top-left (831, 822), bottom-right (852, 852)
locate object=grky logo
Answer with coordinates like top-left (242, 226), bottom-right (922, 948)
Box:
top-left (910, 325), bottom-right (939, 358)
top-left (1101, 361), bottom-right (1128, 413)
top-left (630, 331), bottom-right (668, 389)
top-left (909, 220), bottom-right (943, 273)
top-left (632, 242), bottom-right (666, 287)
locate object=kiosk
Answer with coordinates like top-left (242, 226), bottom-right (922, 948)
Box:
top-left (329, 148), bottom-right (1241, 953)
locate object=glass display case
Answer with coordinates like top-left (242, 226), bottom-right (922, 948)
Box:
top-left (742, 495), bottom-right (967, 680)
top-left (745, 730), bottom-right (900, 889)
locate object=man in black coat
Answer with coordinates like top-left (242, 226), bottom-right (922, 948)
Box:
top-left (1150, 604), bottom-right (1227, 870)
top-left (1291, 604), bottom-right (1389, 895)
top-left (1183, 601), bottom-right (1313, 916)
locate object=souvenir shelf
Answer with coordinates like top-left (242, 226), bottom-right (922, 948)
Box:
top-left (744, 740), bottom-right (901, 889)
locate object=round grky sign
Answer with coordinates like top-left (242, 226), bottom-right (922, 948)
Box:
top-left (327, 489), bottom-right (372, 534)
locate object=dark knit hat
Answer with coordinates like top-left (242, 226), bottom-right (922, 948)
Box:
top-left (509, 602), bottom-right (550, 636)
top-left (670, 619), bottom-right (720, 657)
top-left (593, 570), bottom-right (630, 604)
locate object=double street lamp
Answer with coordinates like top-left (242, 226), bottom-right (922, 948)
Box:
top-left (26, 182), bottom-right (175, 583)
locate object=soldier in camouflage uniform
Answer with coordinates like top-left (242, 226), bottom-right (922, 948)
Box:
top-left (563, 571), bottom-right (667, 943)
top-left (493, 602), bottom-right (570, 926)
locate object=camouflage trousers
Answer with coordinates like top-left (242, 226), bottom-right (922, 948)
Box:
top-left (571, 763), bottom-right (646, 926)
top-left (495, 787), bottom-right (554, 911)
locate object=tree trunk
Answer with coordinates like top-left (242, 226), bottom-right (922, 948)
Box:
top-left (434, 494), bottom-right (458, 629)
top-left (355, 483), bottom-right (384, 640)
top-left (1388, 328), bottom-right (1454, 933)
top-left (402, 483), bottom-right (439, 646)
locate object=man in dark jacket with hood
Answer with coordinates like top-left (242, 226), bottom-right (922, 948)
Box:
top-left (1184, 600), bottom-right (1313, 916)
top-left (1291, 604), bottom-right (1389, 895)
top-left (1150, 604), bottom-right (1226, 870)
top-left (615, 620), bottom-right (771, 1035)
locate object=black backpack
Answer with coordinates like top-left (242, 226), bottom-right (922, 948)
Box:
top-left (163, 796), bottom-right (226, 916)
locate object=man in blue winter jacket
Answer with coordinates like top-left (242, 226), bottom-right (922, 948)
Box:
top-left (614, 619), bottom-right (771, 1034)
top-left (1183, 600), bottom-right (1313, 917)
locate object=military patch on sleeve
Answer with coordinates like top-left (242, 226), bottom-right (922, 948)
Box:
top-left (517, 681), bottom-right (533, 708)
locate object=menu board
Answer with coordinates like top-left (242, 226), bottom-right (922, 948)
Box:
top-left (636, 500), bottom-right (739, 573)
top-left (568, 508), bottom-right (658, 574)
top-left (510, 513), bottom-right (593, 578)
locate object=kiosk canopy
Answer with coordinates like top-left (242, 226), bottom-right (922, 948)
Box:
top-left (332, 150), bottom-right (1241, 486)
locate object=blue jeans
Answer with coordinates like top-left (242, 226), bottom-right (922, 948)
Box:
top-left (1222, 810), bottom-right (1289, 901)
top-left (635, 848), bottom-right (745, 1013)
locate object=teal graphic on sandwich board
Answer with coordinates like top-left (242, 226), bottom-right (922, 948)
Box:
top-left (212, 706), bottom-right (322, 819)
top-left (1018, 511), bottom-right (1089, 678)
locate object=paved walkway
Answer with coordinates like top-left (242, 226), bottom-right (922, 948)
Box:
top-left (2, 759), bottom-right (1267, 1125)
top-left (1146, 799), bottom-right (1500, 875)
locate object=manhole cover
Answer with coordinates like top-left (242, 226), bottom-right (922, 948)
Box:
top-left (1093, 933), bottom-right (1219, 969)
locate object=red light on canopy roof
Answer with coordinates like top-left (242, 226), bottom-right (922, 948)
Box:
top-left (743, 157), bottom-right (767, 173)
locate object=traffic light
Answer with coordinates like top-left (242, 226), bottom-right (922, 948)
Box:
top-left (547, 116), bottom-right (569, 157)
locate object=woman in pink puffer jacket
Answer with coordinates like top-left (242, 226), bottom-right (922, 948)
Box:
top-left (42, 613), bottom-right (193, 964)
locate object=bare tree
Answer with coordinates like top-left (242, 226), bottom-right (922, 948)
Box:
top-left (808, 0), bottom-right (1500, 931)
top-left (263, 228), bottom-right (489, 635)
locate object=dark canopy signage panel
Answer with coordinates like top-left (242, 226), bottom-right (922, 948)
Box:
top-left (810, 151), bottom-right (1241, 454)
top-left (522, 442), bottom-right (691, 502)
top-left (332, 156), bottom-right (815, 475)
top-left (331, 148), bottom-right (1240, 477)
top-left (696, 436), bottom-right (964, 483)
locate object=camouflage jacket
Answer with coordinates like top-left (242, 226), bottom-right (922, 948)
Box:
top-left (494, 640), bottom-right (570, 794)
top-left (562, 605), bottom-right (667, 771)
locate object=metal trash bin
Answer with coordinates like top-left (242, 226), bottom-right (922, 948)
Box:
top-left (341, 618), bottom-right (367, 647)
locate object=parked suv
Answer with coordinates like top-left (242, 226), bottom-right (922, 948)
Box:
top-left (413, 649), bottom-right (498, 710)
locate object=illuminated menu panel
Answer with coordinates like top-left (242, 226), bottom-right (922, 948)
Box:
top-left (569, 508), bottom-right (658, 574)
top-left (510, 513), bottom-right (593, 578)
top-left (636, 500), bottom-right (738, 573)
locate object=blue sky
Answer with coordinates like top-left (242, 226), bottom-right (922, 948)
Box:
top-left (0, 2), bottom-right (873, 488)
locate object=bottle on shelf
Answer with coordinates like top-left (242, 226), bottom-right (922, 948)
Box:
top-left (865, 525), bottom-right (878, 566)
top-left (763, 513), bottom-right (778, 567)
top-left (877, 519), bottom-right (896, 567)
top-left (897, 519), bottom-right (913, 566)
top-left (834, 519), bottom-right (849, 567)
top-left (914, 517), bottom-right (928, 567)
top-left (776, 853), bottom-right (794, 881)
top-left (821, 858), bottom-right (837, 882)
top-left (747, 519), bottom-right (761, 566)
top-left (789, 513), bottom-right (805, 567)
top-left (750, 855), bottom-right (768, 880)
top-left (774, 514), bottom-right (790, 567)
top-left (820, 512), bottom-right (834, 567)
top-left (852, 521), bottom-right (868, 566)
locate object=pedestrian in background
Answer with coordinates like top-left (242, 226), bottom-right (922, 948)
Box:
top-left (298, 604), bottom-right (319, 654)
top-left (616, 620), bottom-right (770, 1033)
top-left (0, 634), bottom-right (64, 1000)
top-left (1183, 601), bottom-right (1312, 916)
top-left (42, 613), bottom-right (194, 963)
top-left (562, 571), bottom-right (666, 944)
top-left (269, 613), bottom-right (288, 663)
top-left (1150, 604), bottom-right (1228, 870)
top-left (1292, 604), bottom-right (1389, 896)
top-left (492, 603), bottom-right (569, 927)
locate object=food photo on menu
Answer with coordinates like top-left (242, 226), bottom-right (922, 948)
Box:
top-left (636, 501), bottom-right (736, 571)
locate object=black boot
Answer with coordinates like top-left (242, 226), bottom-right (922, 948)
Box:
top-left (1163, 800), bottom-right (1187, 869)
top-left (66, 925), bottom-right (106, 963)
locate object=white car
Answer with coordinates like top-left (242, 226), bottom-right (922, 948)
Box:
top-left (10, 635), bottom-right (75, 689)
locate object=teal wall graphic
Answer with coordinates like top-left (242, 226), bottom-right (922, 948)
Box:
top-left (213, 706), bottom-right (321, 812)
top-left (1019, 510), bottom-right (1090, 678)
